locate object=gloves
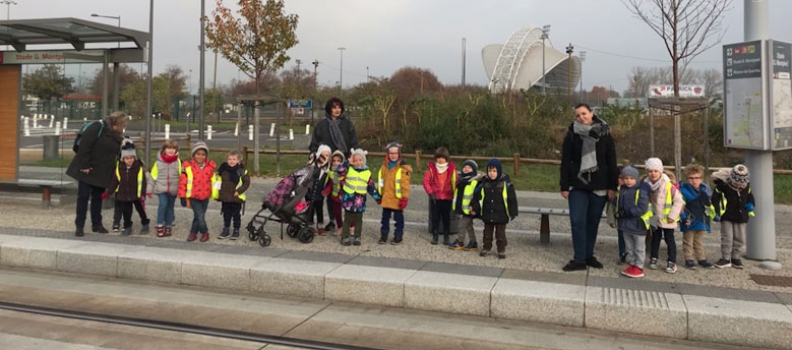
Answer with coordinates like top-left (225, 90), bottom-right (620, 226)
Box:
top-left (614, 209), bottom-right (626, 219)
top-left (180, 198), bottom-right (187, 207)
top-left (713, 215), bottom-right (720, 222)
top-left (141, 193), bottom-right (152, 203)
top-left (745, 202), bottom-right (755, 212)
top-left (321, 186), bottom-right (331, 197)
top-left (398, 198), bottom-right (408, 210)
top-left (428, 194), bottom-right (436, 204)
top-left (101, 192), bottom-right (109, 200)
top-left (376, 200), bottom-right (382, 205)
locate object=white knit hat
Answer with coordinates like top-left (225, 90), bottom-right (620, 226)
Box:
top-left (645, 157), bottom-right (664, 172)
top-left (350, 148), bottom-right (367, 166)
top-left (120, 138), bottom-right (137, 159)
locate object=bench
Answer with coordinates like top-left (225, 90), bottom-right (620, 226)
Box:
top-left (13, 179), bottom-right (73, 209)
top-left (518, 206), bottom-right (606, 246)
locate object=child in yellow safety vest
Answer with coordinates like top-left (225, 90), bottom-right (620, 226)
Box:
top-left (614, 166), bottom-right (652, 278)
top-left (644, 158), bottom-right (684, 274)
top-left (336, 148), bottom-right (381, 246)
top-left (471, 158), bottom-right (518, 259)
top-left (711, 164), bottom-right (755, 269)
top-left (214, 150), bottom-right (250, 240)
top-left (103, 141), bottom-right (150, 236)
top-left (376, 142), bottom-right (412, 245)
top-left (178, 142), bottom-right (217, 242)
top-left (449, 160), bottom-right (481, 251)
top-left (148, 139), bottom-right (181, 238)
top-left (322, 150), bottom-right (346, 236)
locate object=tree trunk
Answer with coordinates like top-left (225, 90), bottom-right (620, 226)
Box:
top-left (254, 73), bottom-right (261, 174)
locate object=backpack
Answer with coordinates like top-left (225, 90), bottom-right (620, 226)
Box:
top-left (73, 120), bottom-right (104, 153)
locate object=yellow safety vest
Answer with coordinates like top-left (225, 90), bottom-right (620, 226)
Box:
top-left (211, 169), bottom-right (248, 202)
top-left (715, 187), bottom-right (754, 217)
top-left (478, 182), bottom-right (510, 219)
top-left (151, 158), bottom-right (182, 180)
top-left (115, 164), bottom-right (144, 198)
top-left (185, 166), bottom-right (194, 199)
top-left (377, 167), bottom-right (403, 199)
top-left (616, 189), bottom-right (654, 229)
top-left (661, 182), bottom-right (678, 222)
top-left (343, 167), bottom-right (372, 195)
top-left (452, 179), bottom-right (478, 215)
top-left (329, 171), bottom-right (341, 197)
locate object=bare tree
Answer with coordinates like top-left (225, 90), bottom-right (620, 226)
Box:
top-left (624, 0), bottom-right (732, 97)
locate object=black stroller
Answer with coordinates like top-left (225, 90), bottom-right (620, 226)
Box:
top-left (246, 161), bottom-right (320, 247)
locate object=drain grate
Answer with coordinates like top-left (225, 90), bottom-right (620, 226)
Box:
top-left (750, 275), bottom-right (792, 287)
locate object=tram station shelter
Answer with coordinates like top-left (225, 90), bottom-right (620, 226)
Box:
top-left (0, 18), bottom-right (149, 181)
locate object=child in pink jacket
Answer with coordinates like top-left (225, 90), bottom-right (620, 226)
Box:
top-left (423, 147), bottom-right (456, 245)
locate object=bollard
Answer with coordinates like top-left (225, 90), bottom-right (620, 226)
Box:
top-left (83, 117), bottom-right (87, 122)
top-left (63, 117), bottom-right (69, 130)
top-left (289, 129), bottom-right (294, 140)
top-left (23, 117), bottom-right (30, 136)
top-left (33, 116), bottom-right (38, 129)
top-left (305, 124), bottom-right (310, 135)
top-left (55, 122), bottom-right (61, 136)
top-left (207, 125), bottom-right (213, 140)
top-left (269, 123), bottom-right (275, 137)
top-left (164, 124), bottom-right (170, 139)
top-left (48, 116), bottom-right (54, 128)
top-left (248, 125), bottom-right (254, 141)
top-left (234, 122), bottom-right (239, 137)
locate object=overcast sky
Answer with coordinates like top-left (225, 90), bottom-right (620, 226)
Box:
top-left (7, 0), bottom-right (792, 94)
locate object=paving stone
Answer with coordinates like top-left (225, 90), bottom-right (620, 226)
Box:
top-left (180, 252), bottom-right (265, 292)
top-left (249, 258), bottom-right (341, 299)
top-left (57, 242), bottom-right (143, 277)
top-left (685, 294), bottom-right (792, 349)
top-left (585, 287), bottom-right (687, 339)
top-left (325, 265), bottom-right (419, 307)
top-left (117, 248), bottom-right (194, 284)
top-left (404, 270), bottom-right (497, 317)
top-left (500, 269), bottom-right (586, 286)
top-left (0, 236), bottom-right (83, 270)
top-left (420, 262), bottom-right (503, 278)
top-left (491, 279), bottom-right (585, 327)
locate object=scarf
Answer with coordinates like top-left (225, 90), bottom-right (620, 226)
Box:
top-left (161, 153), bottom-right (178, 164)
top-left (460, 171), bottom-right (477, 183)
top-left (648, 173), bottom-right (668, 194)
top-left (219, 163), bottom-right (241, 184)
top-left (326, 114), bottom-right (348, 155)
top-left (573, 119), bottom-right (607, 185)
top-left (388, 159), bottom-right (398, 170)
top-left (435, 162), bottom-right (449, 174)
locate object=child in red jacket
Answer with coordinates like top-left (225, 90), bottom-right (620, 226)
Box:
top-left (178, 142), bottom-right (217, 242)
top-left (423, 147), bottom-right (456, 245)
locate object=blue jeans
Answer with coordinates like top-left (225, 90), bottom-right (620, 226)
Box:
top-left (568, 188), bottom-right (608, 263)
top-left (380, 208), bottom-right (405, 238)
top-left (190, 199), bottom-right (209, 233)
top-left (157, 193), bottom-right (176, 227)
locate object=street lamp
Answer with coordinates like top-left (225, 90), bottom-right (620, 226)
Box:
top-left (295, 59), bottom-right (302, 95)
top-left (91, 13), bottom-right (121, 48)
top-left (2, 0), bottom-right (16, 20)
top-left (540, 25), bottom-right (550, 95)
top-left (579, 51), bottom-right (587, 102)
top-left (338, 47), bottom-right (346, 95)
top-left (566, 43), bottom-right (574, 105)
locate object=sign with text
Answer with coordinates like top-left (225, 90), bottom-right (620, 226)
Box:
top-left (288, 99), bottom-right (312, 109)
top-left (647, 85), bottom-right (705, 98)
top-left (0, 50), bottom-right (104, 64)
top-left (770, 40), bottom-right (792, 150)
top-left (723, 40), bottom-right (769, 150)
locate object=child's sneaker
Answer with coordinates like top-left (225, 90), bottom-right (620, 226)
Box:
top-left (340, 237), bottom-right (352, 246)
top-left (379, 235), bottom-right (387, 244)
top-left (140, 223), bottom-right (150, 234)
top-left (684, 260), bottom-right (697, 270)
top-left (731, 259), bottom-right (744, 269)
top-left (230, 229), bottom-right (240, 240)
top-left (463, 241), bottom-right (478, 251)
top-left (665, 262), bottom-right (677, 274)
top-left (218, 228), bottom-right (230, 239)
top-left (649, 257), bottom-right (659, 270)
top-left (621, 265), bottom-right (643, 278)
top-left (200, 232), bottom-right (210, 242)
top-left (391, 237), bottom-right (403, 245)
top-left (714, 258), bottom-right (731, 268)
top-left (448, 240), bottom-right (464, 250)
top-left (479, 249), bottom-right (490, 257)
top-left (698, 260), bottom-right (714, 269)
top-left (121, 226), bottom-right (132, 236)
top-left (112, 224), bottom-right (120, 233)
top-left (497, 252), bottom-right (506, 259)
top-left (187, 232), bottom-right (198, 242)
top-left (324, 222), bottom-right (336, 232)
top-left (353, 237), bottom-right (361, 246)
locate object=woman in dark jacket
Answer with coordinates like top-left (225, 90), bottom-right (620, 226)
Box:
top-left (559, 104), bottom-right (618, 272)
top-left (309, 97), bottom-right (359, 157)
top-left (66, 112), bottom-right (128, 237)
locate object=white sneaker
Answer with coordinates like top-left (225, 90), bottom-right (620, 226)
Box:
top-left (665, 262), bottom-right (677, 274)
top-left (649, 258), bottom-right (658, 270)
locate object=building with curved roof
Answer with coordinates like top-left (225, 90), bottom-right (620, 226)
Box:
top-left (482, 26), bottom-right (581, 93)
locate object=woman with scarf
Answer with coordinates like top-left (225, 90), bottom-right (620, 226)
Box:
top-left (309, 97), bottom-right (360, 158)
top-left (559, 104), bottom-right (619, 272)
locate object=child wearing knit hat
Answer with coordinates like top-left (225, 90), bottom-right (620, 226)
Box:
top-left (614, 165), bottom-right (651, 278)
top-left (449, 160), bottom-right (481, 251)
top-left (644, 157), bottom-right (684, 274)
top-left (178, 141), bottom-right (217, 242)
top-left (103, 140), bottom-right (151, 236)
top-left (376, 142), bottom-right (412, 245)
top-left (711, 164), bottom-right (755, 269)
top-left (335, 148), bottom-right (381, 246)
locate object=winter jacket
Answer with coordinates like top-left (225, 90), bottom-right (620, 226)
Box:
top-left (217, 163), bottom-right (250, 204)
top-left (679, 182), bottom-right (713, 232)
top-left (178, 159), bottom-right (217, 201)
top-left (712, 180), bottom-right (755, 224)
top-left (66, 118), bottom-right (124, 188)
top-left (307, 165), bottom-right (330, 203)
top-left (616, 182), bottom-right (651, 235)
top-left (309, 114), bottom-right (360, 157)
top-left (423, 162), bottom-right (457, 201)
top-left (147, 152), bottom-right (182, 196)
top-left (377, 159), bottom-right (412, 210)
top-left (106, 160), bottom-right (148, 202)
top-left (644, 174), bottom-right (684, 229)
top-left (471, 174), bottom-right (519, 225)
top-left (336, 161), bottom-right (381, 213)
top-left (454, 173), bottom-right (482, 216)
top-left (559, 116), bottom-right (619, 192)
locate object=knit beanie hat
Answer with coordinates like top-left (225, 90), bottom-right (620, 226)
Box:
top-left (621, 165), bottom-right (639, 179)
top-left (350, 148), bottom-right (367, 166)
top-left (192, 141), bottom-right (209, 156)
top-left (728, 164), bottom-right (750, 189)
top-left (120, 138), bottom-right (136, 159)
top-left (462, 160), bottom-right (478, 174)
top-left (316, 144), bottom-right (332, 164)
top-left (385, 142), bottom-right (402, 157)
top-left (645, 157), bottom-right (664, 172)
top-left (486, 158), bottom-right (503, 179)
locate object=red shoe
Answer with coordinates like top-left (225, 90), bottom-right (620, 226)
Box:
top-left (632, 266), bottom-right (645, 278)
top-left (187, 232), bottom-right (197, 242)
top-left (621, 265), bottom-right (634, 277)
top-left (200, 232), bottom-right (210, 242)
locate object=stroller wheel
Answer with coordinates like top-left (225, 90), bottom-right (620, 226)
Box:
top-left (251, 226), bottom-right (264, 241)
top-left (287, 224), bottom-right (299, 238)
top-left (297, 227), bottom-right (314, 244)
top-left (259, 234), bottom-right (272, 247)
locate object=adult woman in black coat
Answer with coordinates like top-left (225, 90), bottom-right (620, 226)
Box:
top-left (309, 97), bottom-right (359, 158)
top-left (66, 112), bottom-right (128, 236)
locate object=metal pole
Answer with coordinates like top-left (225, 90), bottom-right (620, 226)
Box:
top-left (542, 37), bottom-right (546, 95)
top-left (461, 37), bottom-right (466, 87)
top-left (704, 105), bottom-right (710, 183)
top-left (744, 0), bottom-right (776, 262)
top-left (102, 52), bottom-right (109, 118)
top-left (338, 47), bottom-right (345, 95)
top-left (237, 103), bottom-right (242, 152)
top-left (113, 63), bottom-right (120, 111)
top-left (145, 0), bottom-right (154, 166)
top-left (674, 109), bottom-right (682, 181)
top-left (649, 107), bottom-right (655, 156)
top-left (254, 101), bottom-right (260, 173)
top-left (198, 0), bottom-right (206, 140)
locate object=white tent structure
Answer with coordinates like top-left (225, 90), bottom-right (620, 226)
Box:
top-left (482, 26), bottom-right (581, 93)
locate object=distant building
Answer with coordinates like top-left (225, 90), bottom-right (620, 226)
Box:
top-left (482, 26), bottom-right (580, 93)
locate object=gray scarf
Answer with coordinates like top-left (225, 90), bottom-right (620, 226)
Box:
top-left (573, 119), bottom-right (608, 184)
top-left (327, 114), bottom-right (348, 155)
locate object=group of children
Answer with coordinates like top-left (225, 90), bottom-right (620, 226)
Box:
top-left (611, 157), bottom-right (755, 278)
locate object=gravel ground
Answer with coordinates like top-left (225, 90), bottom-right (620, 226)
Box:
top-left (2, 178), bottom-right (792, 293)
